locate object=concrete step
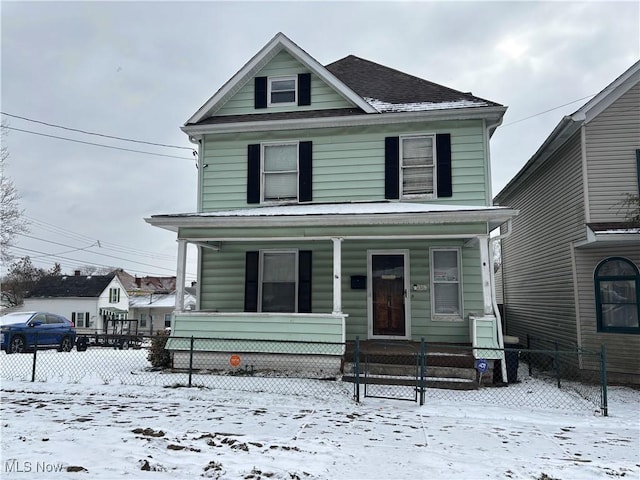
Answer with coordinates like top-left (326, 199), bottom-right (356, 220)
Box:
top-left (344, 363), bottom-right (476, 380)
top-left (341, 374), bottom-right (478, 391)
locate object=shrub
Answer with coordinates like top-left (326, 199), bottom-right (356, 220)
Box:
top-left (148, 331), bottom-right (171, 368)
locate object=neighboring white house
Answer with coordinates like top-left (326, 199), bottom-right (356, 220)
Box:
top-left (21, 272), bottom-right (129, 335)
top-left (129, 292), bottom-right (196, 335)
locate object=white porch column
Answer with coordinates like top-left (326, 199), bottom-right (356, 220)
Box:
top-left (478, 235), bottom-right (493, 315)
top-left (332, 237), bottom-right (343, 314)
top-left (176, 239), bottom-right (187, 312)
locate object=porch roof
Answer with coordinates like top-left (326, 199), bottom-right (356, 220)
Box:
top-left (146, 202), bottom-right (517, 233)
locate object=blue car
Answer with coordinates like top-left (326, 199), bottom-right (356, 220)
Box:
top-left (0, 311), bottom-right (77, 354)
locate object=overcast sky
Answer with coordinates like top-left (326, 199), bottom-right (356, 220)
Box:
top-left (1, 1), bottom-right (638, 284)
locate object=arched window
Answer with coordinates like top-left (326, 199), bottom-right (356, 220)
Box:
top-left (594, 257), bottom-right (639, 333)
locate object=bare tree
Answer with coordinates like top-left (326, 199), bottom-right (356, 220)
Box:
top-left (0, 120), bottom-right (29, 265)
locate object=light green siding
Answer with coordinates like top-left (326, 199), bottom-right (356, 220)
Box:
top-left (197, 239), bottom-right (484, 344)
top-left (215, 50), bottom-right (353, 117)
top-left (199, 121), bottom-right (488, 211)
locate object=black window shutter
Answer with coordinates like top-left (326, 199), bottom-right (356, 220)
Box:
top-left (254, 77), bottom-right (267, 109)
top-left (298, 141), bottom-right (313, 202)
top-left (298, 73), bottom-right (311, 106)
top-left (244, 251), bottom-right (259, 312)
top-left (71, 312), bottom-right (76, 323)
top-left (385, 137), bottom-right (400, 199)
top-left (436, 133), bottom-right (452, 198)
top-left (247, 144), bottom-right (261, 204)
top-left (298, 250), bottom-right (312, 313)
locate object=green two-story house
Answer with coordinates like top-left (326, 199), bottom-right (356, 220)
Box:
top-left (146, 33), bottom-right (517, 372)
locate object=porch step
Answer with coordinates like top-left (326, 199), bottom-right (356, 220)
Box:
top-left (342, 341), bottom-right (479, 390)
top-left (344, 363), bottom-right (476, 380)
top-left (341, 375), bottom-right (478, 391)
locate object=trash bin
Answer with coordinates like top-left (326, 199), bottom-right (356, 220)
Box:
top-left (503, 335), bottom-right (520, 383)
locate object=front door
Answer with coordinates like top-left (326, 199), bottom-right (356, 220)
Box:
top-left (368, 251), bottom-right (410, 338)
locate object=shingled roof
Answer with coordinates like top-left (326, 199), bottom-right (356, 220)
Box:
top-left (26, 273), bottom-right (116, 298)
top-left (325, 55), bottom-right (502, 112)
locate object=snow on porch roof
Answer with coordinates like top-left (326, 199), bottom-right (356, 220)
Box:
top-left (146, 202), bottom-right (518, 233)
top-left (177, 202), bottom-right (510, 217)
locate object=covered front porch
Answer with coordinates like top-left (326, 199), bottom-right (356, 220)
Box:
top-left (147, 202), bottom-right (516, 377)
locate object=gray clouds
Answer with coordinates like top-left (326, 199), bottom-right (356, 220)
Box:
top-left (2, 1), bottom-right (638, 280)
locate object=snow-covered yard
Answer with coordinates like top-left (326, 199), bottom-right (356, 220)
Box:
top-left (1, 348), bottom-right (639, 479)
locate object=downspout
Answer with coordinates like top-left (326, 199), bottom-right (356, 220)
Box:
top-left (490, 219), bottom-right (512, 383)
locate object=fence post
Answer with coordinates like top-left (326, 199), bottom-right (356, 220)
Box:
top-left (554, 342), bottom-right (561, 389)
top-left (419, 337), bottom-right (426, 406)
top-left (354, 336), bottom-right (360, 402)
top-left (527, 334), bottom-right (532, 376)
top-left (31, 332), bottom-right (39, 382)
top-left (188, 336), bottom-right (194, 388)
top-left (600, 344), bottom-right (608, 417)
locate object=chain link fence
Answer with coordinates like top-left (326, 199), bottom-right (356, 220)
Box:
top-left (0, 334), bottom-right (608, 414)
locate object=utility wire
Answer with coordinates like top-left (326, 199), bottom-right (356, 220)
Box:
top-left (25, 216), bottom-right (176, 261)
top-left (1, 111), bottom-right (194, 151)
top-left (501, 93), bottom-right (597, 128)
top-left (4, 126), bottom-right (194, 161)
top-left (16, 233), bottom-right (181, 272)
top-left (9, 245), bottom-right (193, 278)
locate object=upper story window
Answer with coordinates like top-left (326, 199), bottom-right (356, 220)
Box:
top-left (595, 257), bottom-right (639, 334)
top-left (263, 143), bottom-right (298, 202)
top-left (268, 76), bottom-right (297, 105)
top-left (109, 287), bottom-right (120, 303)
top-left (401, 135), bottom-right (436, 198)
top-left (247, 141), bottom-right (312, 205)
top-left (430, 248), bottom-right (463, 320)
top-left (385, 134), bottom-right (452, 201)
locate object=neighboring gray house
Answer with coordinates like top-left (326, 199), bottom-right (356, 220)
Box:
top-left (494, 61), bottom-right (640, 384)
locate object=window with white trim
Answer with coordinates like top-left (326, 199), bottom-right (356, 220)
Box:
top-left (74, 312), bottom-right (87, 328)
top-left (401, 135), bottom-right (436, 198)
top-left (109, 287), bottom-right (120, 303)
top-left (268, 76), bottom-right (297, 105)
top-left (164, 313), bottom-right (172, 328)
top-left (262, 143), bottom-right (298, 202)
top-left (430, 248), bottom-right (462, 319)
top-left (259, 251), bottom-right (298, 313)
top-left (139, 313), bottom-right (147, 329)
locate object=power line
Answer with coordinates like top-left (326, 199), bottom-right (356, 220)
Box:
top-left (4, 126), bottom-right (195, 161)
top-left (1, 111), bottom-right (195, 152)
top-left (25, 216), bottom-right (177, 262)
top-left (16, 233), bottom-right (182, 272)
top-left (501, 93), bottom-right (597, 128)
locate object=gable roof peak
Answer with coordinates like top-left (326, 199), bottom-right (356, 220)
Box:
top-left (185, 33), bottom-right (376, 125)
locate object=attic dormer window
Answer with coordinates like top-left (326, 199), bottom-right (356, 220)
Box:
top-left (268, 76), bottom-right (297, 105)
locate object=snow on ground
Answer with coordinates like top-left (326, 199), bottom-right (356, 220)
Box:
top-left (1, 350), bottom-right (639, 479)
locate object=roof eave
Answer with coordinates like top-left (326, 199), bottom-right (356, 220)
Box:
top-left (145, 207), bottom-right (518, 234)
top-left (182, 106), bottom-right (508, 138)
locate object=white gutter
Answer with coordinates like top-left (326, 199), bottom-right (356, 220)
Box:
top-left (490, 218), bottom-right (512, 383)
top-left (182, 106), bottom-right (508, 137)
